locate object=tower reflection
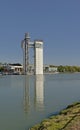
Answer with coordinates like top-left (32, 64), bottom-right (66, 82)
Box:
top-left (34, 75), bottom-right (44, 110)
top-left (24, 75), bottom-right (30, 112)
top-left (24, 75), bottom-right (44, 113)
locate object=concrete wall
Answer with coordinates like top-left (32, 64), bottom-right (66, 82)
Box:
top-left (34, 41), bottom-right (43, 75)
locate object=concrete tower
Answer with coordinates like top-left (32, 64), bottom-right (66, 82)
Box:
top-left (21, 33), bottom-right (44, 75)
top-left (21, 33), bottom-right (30, 75)
top-left (34, 40), bottom-right (43, 75)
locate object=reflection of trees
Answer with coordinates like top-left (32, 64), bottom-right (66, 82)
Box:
top-left (34, 75), bottom-right (44, 110)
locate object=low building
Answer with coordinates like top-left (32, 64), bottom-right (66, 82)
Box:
top-left (44, 65), bottom-right (58, 73)
top-left (5, 63), bottom-right (23, 75)
top-left (49, 66), bottom-right (57, 72)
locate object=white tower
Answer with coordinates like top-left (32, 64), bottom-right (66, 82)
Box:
top-left (34, 40), bottom-right (43, 75)
top-left (21, 33), bottom-right (44, 75)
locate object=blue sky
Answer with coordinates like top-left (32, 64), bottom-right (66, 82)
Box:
top-left (0, 0), bottom-right (80, 65)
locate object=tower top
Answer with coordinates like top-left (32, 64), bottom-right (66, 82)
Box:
top-left (25, 33), bottom-right (30, 39)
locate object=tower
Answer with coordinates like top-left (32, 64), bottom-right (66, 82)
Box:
top-left (34, 40), bottom-right (43, 75)
top-left (21, 33), bottom-right (44, 75)
top-left (21, 33), bottom-right (30, 75)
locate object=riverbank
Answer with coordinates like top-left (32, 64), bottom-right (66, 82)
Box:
top-left (30, 102), bottom-right (80, 130)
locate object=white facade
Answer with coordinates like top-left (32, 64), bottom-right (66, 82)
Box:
top-left (9, 65), bottom-right (23, 74)
top-left (34, 41), bottom-right (43, 75)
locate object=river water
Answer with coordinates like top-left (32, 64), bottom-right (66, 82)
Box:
top-left (0, 73), bottom-right (80, 130)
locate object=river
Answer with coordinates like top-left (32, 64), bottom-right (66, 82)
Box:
top-left (0, 73), bottom-right (80, 130)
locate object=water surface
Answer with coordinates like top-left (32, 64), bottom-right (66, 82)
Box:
top-left (0, 73), bottom-right (80, 130)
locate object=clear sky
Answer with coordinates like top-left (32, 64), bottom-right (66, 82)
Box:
top-left (0, 0), bottom-right (80, 65)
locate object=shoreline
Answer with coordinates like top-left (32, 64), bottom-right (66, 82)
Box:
top-left (30, 102), bottom-right (80, 130)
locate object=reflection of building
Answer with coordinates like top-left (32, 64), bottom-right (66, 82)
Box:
top-left (23, 75), bottom-right (44, 113)
top-left (24, 76), bottom-right (30, 112)
top-left (34, 75), bottom-right (44, 110)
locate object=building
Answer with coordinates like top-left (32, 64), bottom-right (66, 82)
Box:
top-left (44, 65), bottom-right (58, 73)
top-left (4, 63), bottom-right (23, 75)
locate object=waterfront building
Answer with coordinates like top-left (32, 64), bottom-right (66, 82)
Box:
top-left (4, 63), bottom-right (23, 75)
top-left (21, 33), bottom-right (44, 75)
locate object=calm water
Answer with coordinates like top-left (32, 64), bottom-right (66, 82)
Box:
top-left (0, 73), bottom-right (80, 130)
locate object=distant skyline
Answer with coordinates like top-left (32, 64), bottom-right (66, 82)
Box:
top-left (0, 0), bottom-right (80, 65)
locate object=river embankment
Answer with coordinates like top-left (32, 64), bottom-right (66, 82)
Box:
top-left (30, 102), bottom-right (80, 130)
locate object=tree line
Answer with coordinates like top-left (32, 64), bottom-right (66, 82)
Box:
top-left (0, 63), bottom-right (80, 73)
top-left (57, 65), bottom-right (80, 72)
